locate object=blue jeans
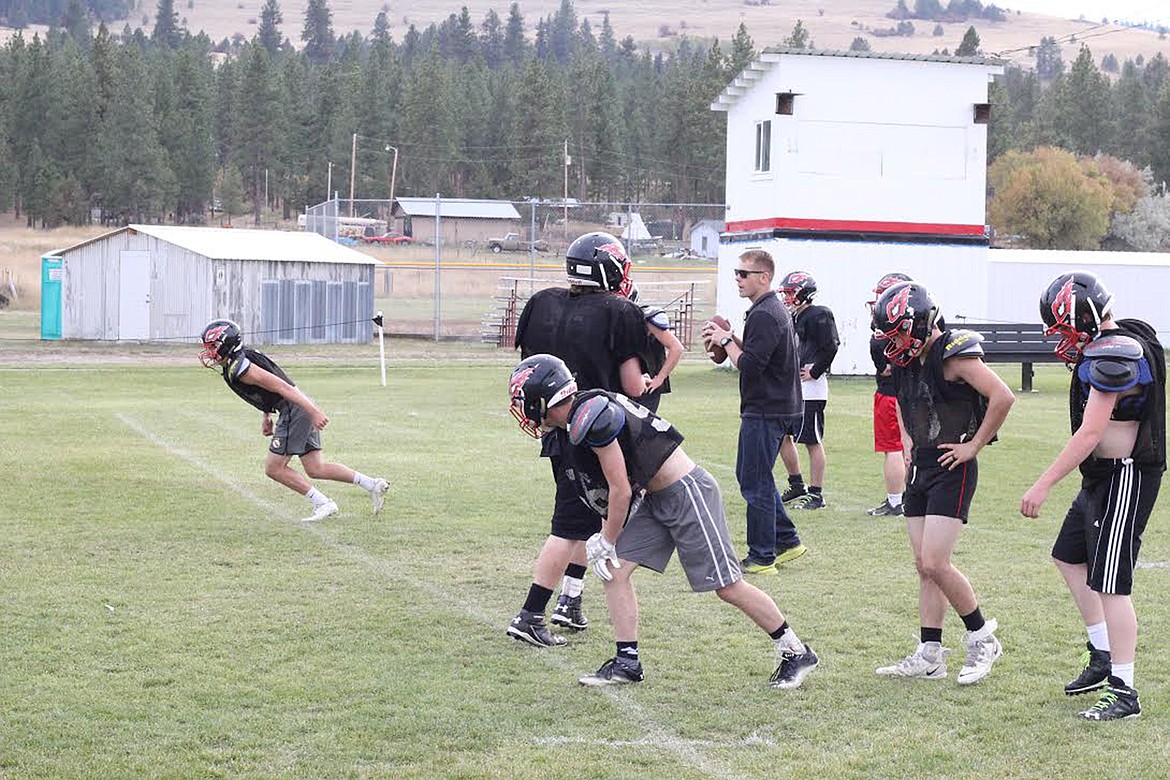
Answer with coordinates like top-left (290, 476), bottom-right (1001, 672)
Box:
top-left (737, 416), bottom-right (801, 563)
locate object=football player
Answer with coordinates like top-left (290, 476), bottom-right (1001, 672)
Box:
top-left (872, 281), bottom-right (1014, 685)
top-left (1021, 272), bottom-right (1165, 721)
top-left (509, 354), bottom-right (820, 689)
top-left (198, 319), bottom-right (389, 522)
top-left (866, 272), bottom-right (913, 517)
top-left (626, 284), bottom-right (684, 414)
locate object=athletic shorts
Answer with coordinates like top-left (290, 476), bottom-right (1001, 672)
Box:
top-left (549, 456), bottom-right (603, 541)
top-left (873, 392), bottom-right (902, 453)
top-left (614, 466), bottom-right (742, 592)
top-left (903, 450), bottom-right (978, 523)
top-left (795, 400), bottom-right (826, 445)
top-left (269, 403), bottom-right (321, 456)
top-left (1051, 459), bottom-right (1161, 596)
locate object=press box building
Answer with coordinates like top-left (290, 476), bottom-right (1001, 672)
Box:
top-left (41, 225), bottom-right (379, 345)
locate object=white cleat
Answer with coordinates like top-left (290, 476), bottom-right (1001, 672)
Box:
top-left (370, 478), bottom-right (390, 516)
top-left (957, 618), bottom-right (1002, 685)
top-left (876, 643), bottom-right (950, 680)
top-left (301, 500), bottom-right (339, 523)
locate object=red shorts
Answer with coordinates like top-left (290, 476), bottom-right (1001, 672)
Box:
top-left (873, 392), bottom-right (902, 453)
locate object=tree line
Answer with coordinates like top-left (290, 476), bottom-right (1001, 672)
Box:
top-left (1, 0), bottom-right (1170, 250)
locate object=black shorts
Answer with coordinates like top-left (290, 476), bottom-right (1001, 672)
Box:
top-left (903, 450), bottom-right (978, 522)
top-left (1051, 460), bottom-right (1160, 596)
top-left (549, 456), bottom-right (603, 541)
top-left (269, 404), bottom-right (321, 456)
top-left (794, 400), bottom-right (826, 445)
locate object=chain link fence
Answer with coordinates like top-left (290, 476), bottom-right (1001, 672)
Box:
top-left (304, 197), bottom-right (725, 346)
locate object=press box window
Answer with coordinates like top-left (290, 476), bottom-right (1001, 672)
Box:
top-left (754, 120), bottom-right (771, 173)
top-left (775, 92), bottom-right (795, 115)
top-left (974, 103), bottom-right (991, 124)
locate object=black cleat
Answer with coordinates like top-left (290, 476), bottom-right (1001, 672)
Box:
top-left (781, 483), bottom-right (808, 503)
top-left (769, 644), bottom-right (820, 689)
top-left (1065, 642), bottom-right (1111, 696)
top-left (866, 499), bottom-right (904, 517)
top-left (549, 593), bottom-right (589, 631)
top-left (506, 609), bottom-right (567, 648)
top-left (579, 657), bottom-right (644, 686)
top-left (1079, 677), bottom-right (1140, 721)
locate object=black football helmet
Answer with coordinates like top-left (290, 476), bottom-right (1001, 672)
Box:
top-left (873, 282), bottom-right (940, 366)
top-left (1040, 271), bottom-right (1114, 363)
top-left (867, 272), bottom-right (913, 328)
top-left (565, 232), bottom-right (632, 297)
top-left (508, 354), bottom-right (578, 438)
top-left (199, 319), bottom-right (243, 368)
top-left (778, 271), bottom-right (817, 309)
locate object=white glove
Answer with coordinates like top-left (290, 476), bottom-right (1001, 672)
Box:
top-left (585, 532), bottom-right (621, 582)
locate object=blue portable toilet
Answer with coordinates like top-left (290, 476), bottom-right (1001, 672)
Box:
top-left (41, 255), bottom-right (63, 340)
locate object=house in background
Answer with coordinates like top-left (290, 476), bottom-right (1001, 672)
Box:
top-left (41, 225), bottom-right (378, 344)
top-left (711, 48), bottom-right (1004, 373)
top-left (392, 197), bottom-right (521, 244)
top-left (689, 219), bottom-right (725, 259)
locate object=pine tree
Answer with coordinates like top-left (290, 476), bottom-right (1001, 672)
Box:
top-left (784, 20), bottom-right (812, 50)
top-left (503, 3), bottom-right (526, 67)
top-left (302, 0), bottom-right (334, 65)
top-left (61, 0), bottom-right (90, 42)
top-left (258, 0), bottom-right (283, 56)
top-left (956, 26), bottom-right (980, 56)
top-left (730, 23), bottom-right (754, 75)
top-left (152, 0), bottom-right (181, 49)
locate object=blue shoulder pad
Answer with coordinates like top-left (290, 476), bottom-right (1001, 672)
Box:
top-left (642, 305), bottom-right (670, 331)
top-left (1081, 335), bottom-right (1149, 392)
top-left (943, 329), bottom-right (984, 359)
top-left (568, 395), bottom-right (627, 447)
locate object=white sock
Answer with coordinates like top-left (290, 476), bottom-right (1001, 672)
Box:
top-left (306, 487), bottom-right (331, 507)
top-left (888, 492), bottom-right (903, 507)
top-left (352, 472), bottom-right (376, 491)
top-left (561, 575), bottom-right (584, 598)
top-left (775, 628), bottom-right (805, 656)
top-left (1087, 621), bottom-right (1110, 652)
top-left (1111, 661), bottom-right (1134, 687)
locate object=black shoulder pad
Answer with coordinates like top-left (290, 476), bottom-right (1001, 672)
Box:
top-left (943, 329), bottom-right (984, 359)
top-left (1084, 333), bottom-right (1143, 361)
top-left (643, 306), bottom-right (670, 330)
top-left (568, 395), bottom-right (627, 447)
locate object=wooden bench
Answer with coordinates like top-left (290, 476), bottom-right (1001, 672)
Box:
top-left (954, 321), bottom-right (1063, 392)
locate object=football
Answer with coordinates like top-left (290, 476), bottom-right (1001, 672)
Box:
top-left (704, 314), bottom-right (732, 364)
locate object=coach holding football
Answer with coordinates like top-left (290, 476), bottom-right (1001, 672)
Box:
top-left (702, 248), bottom-right (807, 574)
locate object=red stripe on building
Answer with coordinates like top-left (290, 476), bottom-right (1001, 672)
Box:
top-left (725, 217), bottom-right (987, 236)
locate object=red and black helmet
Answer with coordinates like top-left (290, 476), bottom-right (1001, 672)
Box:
top-left (199, 319), bottom-right (243, 368)
top-left (867, 272), bottom-right (913, 329)
top-left (778, 271), bottom-right (817, 309)
top-left (873, 282), bottom-right (940, 367)
top-left (508, 354), bottom-right (578, 439)
top-left (565, 232), bottom-right (632, 297)
top-left (1040, 271), bottom-right (1114, 363)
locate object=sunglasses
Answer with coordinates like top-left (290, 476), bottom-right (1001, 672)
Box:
top-left (733, 269), bottom-right (766, 279)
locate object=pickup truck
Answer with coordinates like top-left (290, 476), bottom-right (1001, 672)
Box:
top-left (486, 232), bottom-right (549, 253)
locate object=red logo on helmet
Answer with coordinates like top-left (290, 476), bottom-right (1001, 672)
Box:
top-left (203, 323), bottom-right (230, 347)
top-left (509, 365), bottom-right (536, 402)
top-left (598, 242), bottom-right (627, 262)
top-left (884, 284), bottom-right (912, 325)
top-left (1049, 279), bottom-right (1076, 329)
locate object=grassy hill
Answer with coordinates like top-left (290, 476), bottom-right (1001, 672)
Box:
top-left (118, 0), bottom-right (1170, 68)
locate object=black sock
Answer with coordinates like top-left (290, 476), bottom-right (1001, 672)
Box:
top-left (920, 627), bottom-right (943, 644)
top-left (788, 474), bottom-right (805, 487)
top-left (564, 563), bottom-right (587, 579)
top-left (960, 607), bottom-right (985, 633)
top-left (522, 584), bottom-right (554, 614)
top-left (809, 485), bottom-right (823, 496)
top-left (616, 641), bottom-right (639, 664)
top-left (769, 621), bottom-right (790, 640)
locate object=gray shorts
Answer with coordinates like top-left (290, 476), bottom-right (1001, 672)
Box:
top-left (614, 466), bottom-right (742, 592)
top-left (269, 403), bottom-right (322, 456)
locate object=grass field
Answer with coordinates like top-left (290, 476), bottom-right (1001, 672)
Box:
top-left (2, 350), bottom-right (1170, 778)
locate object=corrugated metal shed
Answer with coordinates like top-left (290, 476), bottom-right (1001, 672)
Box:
top-left (393, 198), bottom-right (521, 220)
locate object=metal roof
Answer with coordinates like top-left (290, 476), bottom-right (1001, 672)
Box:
top-left (712, 46), bottom-right (1005, 111)
top-left (394, 197), bottom-right (521, 220)
top-left (54, 225), bottom-right (378, 265)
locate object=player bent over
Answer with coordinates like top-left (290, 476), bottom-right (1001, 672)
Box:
top-left (199, 319), bottom-right (389, 522)
top-left (1021, 272), bottom-right (1165, 721)
top-left (871, 282), bottom-right (1014, 685)
top-left (508, 354), bottom-right (819, 689)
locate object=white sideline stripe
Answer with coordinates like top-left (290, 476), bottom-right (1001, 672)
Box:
top-left (535, 732), bottom-right (777, 748)
top-left (1136, 560), bottom-right (1170, 569)
top-left (116, 412), bottom-right (748, 780)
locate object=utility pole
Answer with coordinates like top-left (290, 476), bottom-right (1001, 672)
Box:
top-left (348, 132), bottom-right (357, 217)
top-left (563, 138), bottom-right (570, 240)
top-left (326, 161), bottom-right (333, 201)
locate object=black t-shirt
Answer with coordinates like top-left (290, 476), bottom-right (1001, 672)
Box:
top-left (515, 287), bottom-right (646, 393)
top-left (564, 389), bottom-right (685, 518)
top-left (222, 348), bottom-right (294, 413)
top-left (794, 304), bottom-right (839, 378)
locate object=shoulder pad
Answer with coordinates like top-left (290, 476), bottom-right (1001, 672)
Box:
top-left (228, 354), bottom-right (252, 381)
top-left (1083, 333), bottom-right (1143, 361)
top-left (643, 306), bottom-right (670, 330)
top-left (568, 395), bottom-right (626, 447)
top-left (943, 329), bottom-right (984, 359)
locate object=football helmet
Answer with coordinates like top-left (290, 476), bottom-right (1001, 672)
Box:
top-left (867, 272), bottom-right (913, 328)
top-left (565, 232), bottom-right (632, 297)
top-left (509, 354), bottom-right (578, 438)
top-left (1040, 271), bottom-right (1114, 363)
top-left (873, 282), bottom-right (940, 366)
top-left (778, 271), bottom-right (817, 309)
top-left (199, 319), bottom-right (243, 368)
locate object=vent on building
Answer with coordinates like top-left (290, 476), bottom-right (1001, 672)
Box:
top-left (775, 92), bottom-right (796, 115)
top-left (974, 103), bottom-right (991, 124)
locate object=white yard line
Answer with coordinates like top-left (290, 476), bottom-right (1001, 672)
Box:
top-left (117, 411), bottom-right (751, 780)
